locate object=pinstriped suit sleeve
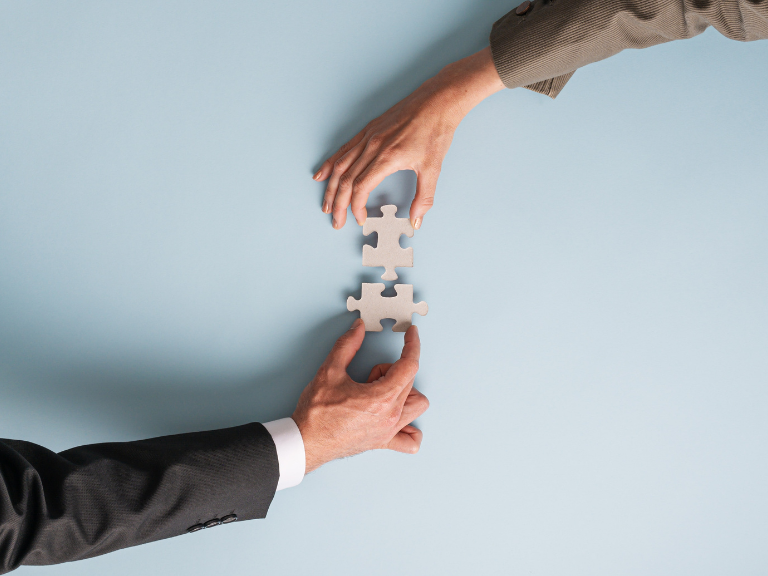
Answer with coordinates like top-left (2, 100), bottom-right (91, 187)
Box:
top-left (0, 423), bottom-right (279, 573)
top-left (492, 0), bottom-right (768, 98)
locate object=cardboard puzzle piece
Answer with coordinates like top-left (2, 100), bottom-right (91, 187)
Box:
top-left (362, 205), bottom-right (414, 281)
top-left (347, 283), bottom-right (428, 332)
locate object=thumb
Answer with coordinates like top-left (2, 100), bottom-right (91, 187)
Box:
top-left (410, 168), bottom-right (440, 230)
top-left (399, 324), bottom-right (421, 363)
top-left (327, 319), bottom-right (365, 371)
top-left (377, 325), bottom-right (420, 393)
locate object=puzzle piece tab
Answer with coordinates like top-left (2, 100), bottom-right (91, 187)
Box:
top-left (362, 205), bottom-right (413, 281)
top-left (347, 283), bottom-right (428, 332)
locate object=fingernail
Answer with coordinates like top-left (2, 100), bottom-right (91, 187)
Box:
top-left (413, 217), bottom-right (422, 230)
top-left (322, 201), bottom-right (330, 214)
top-left (352, 318), bottom-right (363, 328)
top-left (332, 218), bottom-right (339, 229)
top-left (313, 169), bottom-right (323, 181)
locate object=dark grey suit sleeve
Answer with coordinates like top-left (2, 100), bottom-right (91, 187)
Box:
top-left (0, 423), bottom-right (279, 573)
top-left (491, 0), bottom-right (768, 98)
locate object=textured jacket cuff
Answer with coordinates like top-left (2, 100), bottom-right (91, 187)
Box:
top-left (489, 1), bottom-right (577, 97)
top-left (522, 72), bottom-right (575, 99)
top-left (489, 0), bottom-right (768, 98)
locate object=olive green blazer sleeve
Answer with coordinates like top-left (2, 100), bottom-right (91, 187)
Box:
top-left (491, 0), bottom-right (768, 98)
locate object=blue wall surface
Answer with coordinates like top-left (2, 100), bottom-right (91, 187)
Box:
top-left (1, 1), bottom-right (766, 574)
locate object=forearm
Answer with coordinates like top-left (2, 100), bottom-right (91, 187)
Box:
top-left (490, 0), bottom-right (768, 91)
top-left (0, 424), bottom-right (278, 572)
top-left (427, 47), bottom-right (506, 125)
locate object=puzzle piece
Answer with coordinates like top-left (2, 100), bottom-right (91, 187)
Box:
top-left (362, 205), bottom-right (413, 281)
top-left (347, 283), bottom-right (428, 332)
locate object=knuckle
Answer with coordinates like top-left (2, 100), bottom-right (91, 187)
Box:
top-left (376, 148), bottom-right (395, 164)
top-left (352, 174), bottom-right (367, 189)
top-left (324, 364), bottom-right (345, 383)
top-left (314, 364), bottom-right (332, 385)
top-left (400, 358), bottom-right (420, 376)
top-left (367, 133), bottom-right (384, 147)
top-left (369, 398), bottom-right (389, 416)
top-left (338, 173), bottom-right (354, 189)
top-left (381, 390), bottom-right (399, 406)
top-left (333, 332), bottom-right (353, 349)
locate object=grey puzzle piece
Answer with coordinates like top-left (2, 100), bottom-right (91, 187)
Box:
top-left (362, 205), bottom-right (413, 281)
top-left (347, 283), bottom-right (428, 332)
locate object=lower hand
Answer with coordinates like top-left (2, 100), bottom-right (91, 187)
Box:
top-left (292, 319), bottom-right (429, 473)
top-left (314, 46), bottom-right (505, 230)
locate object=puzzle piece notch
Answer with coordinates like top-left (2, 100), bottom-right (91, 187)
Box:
top-left (347, 283), bottom-right (428, 332)
top-left (362, 205), bottom-right (413, 281)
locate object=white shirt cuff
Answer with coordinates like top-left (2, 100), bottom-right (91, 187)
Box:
top-left (262, 418), bottom-right (306, 491)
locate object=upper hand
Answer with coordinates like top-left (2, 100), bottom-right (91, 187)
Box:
top-left (291, 319), bottom-right (429, 473)
top-left (313, 46), bottom-right (505, 230)
top-left (314, 79), bottom-right (459, 231)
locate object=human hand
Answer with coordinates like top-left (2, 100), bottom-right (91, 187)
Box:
top-left (314, 46), bottom-right (505, 230)
top-left (291, 319), bottom-right (428, 473)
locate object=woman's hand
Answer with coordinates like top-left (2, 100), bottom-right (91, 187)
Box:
top-left (314, 46), bottom-right (505, 230)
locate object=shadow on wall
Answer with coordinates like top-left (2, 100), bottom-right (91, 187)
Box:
top-left (315, 0), bottom-right (512, 171)
top-left (1, 312), bottom-right (410, 439)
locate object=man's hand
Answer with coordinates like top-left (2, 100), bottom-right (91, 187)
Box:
top-left (314, 46), bottom-right (505, 230)
top-left (292, 319), bottom-right (429, 473)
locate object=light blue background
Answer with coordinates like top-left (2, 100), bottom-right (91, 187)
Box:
top-left (1, 1), bottom-right (767, 574)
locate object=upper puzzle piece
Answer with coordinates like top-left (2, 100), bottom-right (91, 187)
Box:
top-left (347, 283), bottom-right (428, 332)
top-left (362, 205), bottom-right (413, 281)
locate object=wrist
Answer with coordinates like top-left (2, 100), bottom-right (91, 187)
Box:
top-left (302, 440), bottom-right (326, 474)
top-left (431, 46), bottom-right (505, 122)
top-left (292, 411), bottom-right (334, 474)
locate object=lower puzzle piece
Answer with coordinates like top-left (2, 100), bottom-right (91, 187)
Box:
top-left (347, 283), bottom-right (428, 332)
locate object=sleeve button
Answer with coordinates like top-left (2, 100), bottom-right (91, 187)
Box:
top-left (187, 524), bottom-right (205, 533)
top-left (515, 1), bottom-right (532, 15)
top-left (221, 514), bottom-right (238, 524)
top-left (204, 519), bottom-right (222, 528)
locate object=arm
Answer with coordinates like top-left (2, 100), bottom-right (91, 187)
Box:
top-left (0, 423), bottom-right (279, 571)
top-left (0, 320), bottom-right (427, 573)
top-left (316, 0), bottom-right (767, 229)
top-left (490, 0), bottom-right (768, 92)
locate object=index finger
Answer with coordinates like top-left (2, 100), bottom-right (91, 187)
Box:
top-left (326, 318), bottom-right (366, 371)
